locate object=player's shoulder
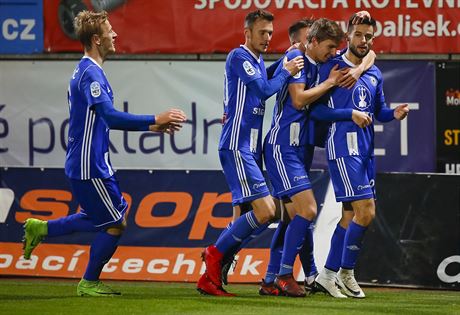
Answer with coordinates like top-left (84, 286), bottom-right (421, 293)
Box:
top-left (79, 58), bottom-right (103, 78)
top-left (366, 65), bottom-right (383, 83)
top-left (367, 65), bottom-right (382, 76)
top-left (230, 46), bottom-right (252, 61)
top-left (285, 48), bottom-right (303, 60)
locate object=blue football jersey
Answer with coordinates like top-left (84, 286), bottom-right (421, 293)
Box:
top-left (318, 54), bottom-right (387, 160)
top-left (266, 49), bottom-right (319, 146)
top-left (218, 45), bottom-right (268, 153)
top-left (65, 56), bottom-right (115, 180)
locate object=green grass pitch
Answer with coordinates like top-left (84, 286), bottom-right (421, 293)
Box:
top-left (0, 278), bottom-right (459, 315)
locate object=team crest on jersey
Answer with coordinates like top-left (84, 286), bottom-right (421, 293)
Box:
top-left (369, 76), bottom-right (378, 87)
top-left (352, 84), bottom-right (372, 110)
top-left (90, 81), bottom-right (101, 97)
top-left (243, 61), bottom-right (256, 76)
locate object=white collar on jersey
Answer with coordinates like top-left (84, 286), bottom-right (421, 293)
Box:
top-left (82, 56), bottom-right (103, 70)
top-left (341, 54), bottom-right (357, 68)
top-left (305, 53), bottom-right (317, 65)
top-left (240, 45), bottom-right (261, 63)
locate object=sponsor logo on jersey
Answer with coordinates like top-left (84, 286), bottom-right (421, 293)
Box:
top-left (357, 179), bottom-right (375, 190)
top-left (253, 182), bottom-right (266, 189)
top-left (90, 81), bottom-right (101, 97)
top-left (294, 175), bottom-right (308, 182)
top-left (346, 245), bottom-right (360, 251)
top-left (243, 61), bottom-right (256, 76)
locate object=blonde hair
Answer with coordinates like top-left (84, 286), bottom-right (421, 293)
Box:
top-left (74, 10), bottom-right (108, 50)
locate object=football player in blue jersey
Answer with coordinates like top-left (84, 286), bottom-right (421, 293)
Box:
top-left (312, 14), bottom-right (409, 299)
top-left (260, 17), bottom-right (375, 297)
top-left (22, 10), bottom-right (186, 296)
top-left (196, 9), bottom-right (304, 297)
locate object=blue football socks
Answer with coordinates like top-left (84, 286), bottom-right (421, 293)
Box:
top-left (299, 221), bottom-right (318, 276)
top-left (278, 215), bottom-right (311, 276)
top-left (341, 221), bottom-right (367, 269)
top-left (264, 221), bottom-right (287, 283)
top-left (83, 231), bottom-right (121, 281)
top-left (324, 224), bottom-right (346, 272)
top-left (216, 211), bottom-right (260, 254)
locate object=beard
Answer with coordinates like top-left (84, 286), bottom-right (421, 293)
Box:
top-left (349, 43), bottom-right (370, 59)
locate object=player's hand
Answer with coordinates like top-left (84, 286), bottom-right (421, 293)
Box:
top-left (393, 103), bottom-right (409, 120)
top-left (283, 56), bottom-right (304, 76)
top-left (155, 109), bottom-right (187, 125)
top-left (326, 64), bottom-right (349, 87)
top-left (353, 11), bottom-right (371, 24)
top-left (352, 110), bottom-right (372, 128)
top-left (149, 122), bottom-right (183, 134)
top-left (339, 66), bottom-right (361, 89)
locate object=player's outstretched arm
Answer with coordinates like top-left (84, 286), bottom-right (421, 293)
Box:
top-left (95, 101), bottom-right (155, 131)
top-left (310, 104), bottom-right (372, 128)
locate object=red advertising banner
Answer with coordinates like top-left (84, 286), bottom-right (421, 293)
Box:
top-left (44, 0), bottom-right (460, 54)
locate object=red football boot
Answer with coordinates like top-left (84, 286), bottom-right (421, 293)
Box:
top-left (202, 245), bottom-right (224, 286)
top-left (196, 273), bottom-right (235, 297)
top-left (258, 279), bottom-right (282, 296)
top-left (274, 274), bottom-right (306, 297)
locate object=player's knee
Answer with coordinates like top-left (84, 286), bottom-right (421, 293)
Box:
top-left (298, 203), bottom-right (317, 220)
top-left (355, 203), bottom-right (375, 226)
top-left (105, 220), bottom-right (127, 236)
top-left (264, 203), bottom-right (277, 221)
top-left (256, 203), bottom-right (276, 223)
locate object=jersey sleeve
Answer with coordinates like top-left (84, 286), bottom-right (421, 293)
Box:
top-left (286, 49), bottom-right (306, 85)
top-left (374, 71), bottom-right (394, 122)
top-left (232, 52), bottom-right (263, 85)
top-left (80, 67), bottom-right (111, 107)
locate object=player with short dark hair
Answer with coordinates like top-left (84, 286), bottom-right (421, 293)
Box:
top-left (196, 9), bottom-right (304, 297)
top-left (288, 18), bottom-right (315, 45)
top-left (312, 14), bottom-right (409, 298)
top-left (22, 10), bottom-right (186, 297)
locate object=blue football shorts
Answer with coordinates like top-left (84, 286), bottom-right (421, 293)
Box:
top-left (328, 155), bottom-right (375, 202)
top-left (68, 175), bottom-right (128, 227)
top-left (219, 149), bottom-right (270, 206)
top-left (264, 143), bottom-right (312, 200)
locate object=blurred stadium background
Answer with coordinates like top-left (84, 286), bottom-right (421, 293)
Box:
top-left (0, 0), bottom-right (459, 294)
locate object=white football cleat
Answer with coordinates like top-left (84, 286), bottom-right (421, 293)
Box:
top-left (315, 269), bottom-right (347, 298)
top-left (337, 268), bottom-right (365, 298)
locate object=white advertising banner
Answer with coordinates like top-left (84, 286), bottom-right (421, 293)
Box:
top-left (0, 60), bottom-right (263, 170)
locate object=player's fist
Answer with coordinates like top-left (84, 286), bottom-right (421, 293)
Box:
top-left (352, 110), bottom-right (372, 128)
top-left (394, 104), bottom-right (409, 120)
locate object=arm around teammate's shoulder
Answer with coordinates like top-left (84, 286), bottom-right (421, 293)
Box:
top-left (247, 54), bottom-right (303, 100)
